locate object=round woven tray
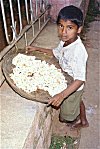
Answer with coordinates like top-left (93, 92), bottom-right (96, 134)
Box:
top-left (2, 49), bottom-right (73, 103)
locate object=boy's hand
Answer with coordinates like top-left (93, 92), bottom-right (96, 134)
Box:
top-left (47, 92), bottom-right (64, 107)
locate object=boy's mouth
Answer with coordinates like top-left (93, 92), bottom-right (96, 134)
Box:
top-left (61, 36), bottom-right (68, 41)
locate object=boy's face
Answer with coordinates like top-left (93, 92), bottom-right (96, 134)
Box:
top-left (57, 19), bottom-right (82, 44)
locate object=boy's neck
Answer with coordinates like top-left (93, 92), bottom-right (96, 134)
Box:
top-left (63, 42), bottom-right (68, 47)
top-left (63, 36), bottom-right (78, 47)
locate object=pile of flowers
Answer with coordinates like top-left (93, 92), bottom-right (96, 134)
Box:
top-left (10, 53), bottom-right (67, 97)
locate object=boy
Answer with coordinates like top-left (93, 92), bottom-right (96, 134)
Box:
top-left (27, 5), bottom-right (89, 129)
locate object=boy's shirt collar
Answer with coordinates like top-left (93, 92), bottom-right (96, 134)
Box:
top-left (61, 36), bottom-right (81, 48)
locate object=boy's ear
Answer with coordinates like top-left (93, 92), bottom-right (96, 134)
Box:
top-left (77, 26), bottom-right (83, 34)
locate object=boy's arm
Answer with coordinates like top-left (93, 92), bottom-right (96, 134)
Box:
top-left (48, 80), bottom-right (84, 107)
top-left (26, 46), bottom-right (53, 56)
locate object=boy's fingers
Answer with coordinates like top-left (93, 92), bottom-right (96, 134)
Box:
top-left (48, 99), bottom-right (58, 107)
top-left (25, 46), bottom-right (33, 53)
top-left (46, 103), bottom-right (51, 107)
top-left (47, 98), bottom-right (54, 107)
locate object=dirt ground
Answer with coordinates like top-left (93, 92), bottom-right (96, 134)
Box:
top-left (79, 16), bottom-right (100, 149)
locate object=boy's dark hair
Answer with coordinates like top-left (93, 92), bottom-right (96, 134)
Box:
top-left (57, 5), bottom-right (83, 27)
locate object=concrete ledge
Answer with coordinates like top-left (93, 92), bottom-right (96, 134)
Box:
top-left (1, 82), bottom-right (52, 149)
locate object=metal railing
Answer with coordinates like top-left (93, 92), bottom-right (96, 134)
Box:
top-left (0, 0), bottom-right (51, 85)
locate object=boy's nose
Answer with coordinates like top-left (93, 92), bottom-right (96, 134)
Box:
top-left (62, 27), bottom-right (67, 34)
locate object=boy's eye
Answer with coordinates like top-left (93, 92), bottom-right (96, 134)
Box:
top-left (68, 26), bottom-right (73, 29)
top-left (58, 24), bottom-right (63, 28)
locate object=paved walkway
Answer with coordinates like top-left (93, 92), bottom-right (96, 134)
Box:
top-left (79, 17), bottom-right (100, 149)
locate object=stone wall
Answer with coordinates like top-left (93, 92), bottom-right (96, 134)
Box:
top-left (48, 0), bottom-right (90, 21)
top-left (80, 0), bottom-right (90, 19)
top-left (23, 103), bottom-right (52, 149)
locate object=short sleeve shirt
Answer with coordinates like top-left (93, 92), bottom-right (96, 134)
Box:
top-left (53, 36), bottom-right (88, 91)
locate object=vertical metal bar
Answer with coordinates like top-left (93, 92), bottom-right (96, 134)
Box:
top-left (25, 0), bottom-right (29, 24)
top-left (0, 0), bottom-right (10, 44)
top-left (42, 0), bottom-right (45, 11)
top-left (9, 0), bottom-right (16, 40)
top-left (17, 0), bottom-right (22, 32)
top-left (30, 0), bottom-right (34, 22)
top-left (11, 21), bottom-right (17, 40)
top-left (44, 13), bottom-right (46, 22)
top-left (32, 24), bottom-right (35, 36)
top-left (39, 17), bottom-right (41, 30)
top-left (40, 0), bottom-right (42, 12)
top-left (35, 0), bottom-right (38, 17)
top-left (24, 32), bottom-right (28, 47)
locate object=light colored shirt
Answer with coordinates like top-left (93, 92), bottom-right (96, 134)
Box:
top-left (53, 36), bottom-right (88, 91)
